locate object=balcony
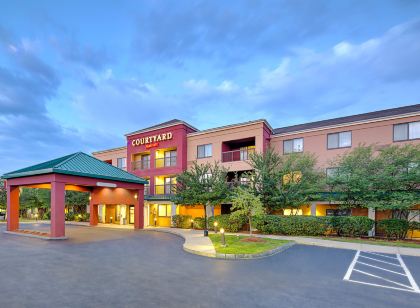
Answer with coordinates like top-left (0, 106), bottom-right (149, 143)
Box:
top-left (131, 160), bottom-right (150, 171)
top-left (155, 184), bottom-right (176, 195)
top-left (222, 148), bottom-right (255, 163)
top-left (155, 156), bottom-right (177, 168)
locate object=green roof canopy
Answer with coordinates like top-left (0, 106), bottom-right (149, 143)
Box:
top-left (2, 152), bottom-right (148, 184)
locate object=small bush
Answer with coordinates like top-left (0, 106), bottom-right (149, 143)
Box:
top-left (409, 221), bottom-right (420, 231)
top-left (171, 215), bottom-right (192, 228)
top-left (329, 216), bottom-right (374, 237)
top-left (208, 214), bottom-right (247, 232)
top-left (378, 219), bottom-right (409, 240)
top-left (193, 217), bottom-right (206, 229)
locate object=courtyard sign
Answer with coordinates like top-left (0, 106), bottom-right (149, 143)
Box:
top-left (131, 132), bottom-right (173, 147)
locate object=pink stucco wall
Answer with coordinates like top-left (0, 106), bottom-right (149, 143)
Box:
top-left (270, 115), bottom-right (420, 169)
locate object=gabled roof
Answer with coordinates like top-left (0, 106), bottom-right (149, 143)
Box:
top-left (2, 152), bottom-right (147, 184)
top-left (273, 104), bottom-right (420, 135)
top-left (125, 119), bottom-right (198, 136)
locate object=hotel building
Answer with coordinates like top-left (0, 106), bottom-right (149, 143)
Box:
top-left (92, 104), bottom-right (420, 230)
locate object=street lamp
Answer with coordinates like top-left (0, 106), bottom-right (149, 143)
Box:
top-left (213, 221), bottom-right (218, 233)
top-left (220, 228), bottom-right (226, 247)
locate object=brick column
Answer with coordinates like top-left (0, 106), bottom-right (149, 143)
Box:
top-left (7, 185), bottom-right (20, 231)
top-left (134, 188), bottom-right (144, 229)
top-left (89, 199), bottom-right (98, 226)
top-left (50, 181), bottom-right (66, 238)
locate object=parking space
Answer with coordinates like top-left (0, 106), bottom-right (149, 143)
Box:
top-left (344, 250), bottom-right (420, 294)
top-left (0, 224), bottom-right (419, 307)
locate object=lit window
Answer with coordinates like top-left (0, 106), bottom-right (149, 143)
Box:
top-left (164, 151), bottom-right (177, 167)
top-left (327, 131), bottom-right (352, 149)
top-left (283, 209), bottom-right (303, 215)
top-left (117, 157), bottom-right (127, 169)
top-left (394, 121), bottom-right (420, 141)
top-left (158, 204), bottom-right (172, 217)
top-left (283, 138), bottom-right (303, 154)
top-left (282, 171), bottom-right (302, 184)
top-left (141, 155), bottom-right (150, 169)
top-left (197, 144), bottom-right (213, 158)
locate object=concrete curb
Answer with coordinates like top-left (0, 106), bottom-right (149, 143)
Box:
top-left (3, 231), bottom-right (68, 240)
top-left (144, 228), bottom-right (295, 260)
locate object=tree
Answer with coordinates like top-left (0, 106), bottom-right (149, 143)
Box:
top-left (175, 161), bottom-right (230, 233)
top-left (247, 147), bottom-right (282, 213)
top-left (65, 191), bottom-right (89, 214)
top-left (0, 180), bottom-right (6, 210)
top-left (277, 152), bottom-right (324, 213)
top-left (248, 147), bottom-right (323, 213)
top-left (231, 187), bottom-right (265, 235)
top-left (19, 188), bottom-right (50, 218)
top-left (327, 144), bottom-right (420, 219)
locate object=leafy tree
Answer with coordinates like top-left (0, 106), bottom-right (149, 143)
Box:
top-left (175, 161), bottom-right (230, 231)
top-left (65, 191), bottom-right (89, 214)
top-left (248, 148), bottom-right (323, 213)
top-left (0, 180), bottom-right (6, 210)
top-left (327, 144), bottom-right (420, 219)
top-left (247, 147), bottom-right (282, 213)
top-left (277, 152), bottom-right (324, 212)
top-left (231, 187), bottom-right (265, 235)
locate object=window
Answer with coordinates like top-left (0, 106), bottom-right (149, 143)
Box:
top-left (164, 150), bottom-right (177, 167)
top-left (393, 121), bottom-right (420, 141)
top-left (158, 204), bottom-right (172, 217)
top-left (240, 146), bottom-right (255, 160)
top-left (327, 131), bottom-right (352, 149)
top-left (326, 167), bottom-right (339, 178)
top-left (283, 138), bottom-right (303, 154)
top-left (117, 157), bottom-right (127, 169)
top-left (141, 155), bottom-right (150, 169)
top-left (197, 144), bottom-right (212, 158)
top-left (282, 171), bottom-right (302, 184)
top-left (164, 177), bottom-right (176, 194)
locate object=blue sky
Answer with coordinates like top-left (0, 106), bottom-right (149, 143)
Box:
top-left (1, 0), bottom-right (420, 173)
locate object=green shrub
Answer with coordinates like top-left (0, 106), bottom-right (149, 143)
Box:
top-left (42, 211), bottom-right (50, 220)
top-left (254, 215), bottom-right (374, 237)
top-left (329, 216), bottom-right (374, 237)
top-left (254, 215), bottom-right (330, 236)
top-left (208, 214), bottom-right (247, 232)
top-left (378, 219), bottom-right (409, 240)
top-left (65, 212), bottom-right (75, 221)
top-left (193, 217), bottom-right (206, 229)
top-left (171, 215), bottom-right (192, 228)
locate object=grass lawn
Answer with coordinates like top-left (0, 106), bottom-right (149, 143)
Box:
top-left (320, 237), bottom-right (420, 249)
top-left (209, 234), bottom-right (290, 254)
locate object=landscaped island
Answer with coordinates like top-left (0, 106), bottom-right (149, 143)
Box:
top-left (209, 234), bottom-right (290, 255)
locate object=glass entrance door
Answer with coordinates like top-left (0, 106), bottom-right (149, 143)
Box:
top-left (129, 206), bottom-right (134, 224)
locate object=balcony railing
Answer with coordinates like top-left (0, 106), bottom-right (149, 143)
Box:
top-left (222, 148), bottom-right (255, 163)
top-left (132, 160), bottom-right (150, 171)
top-left (155, 184), bottom-right (176, 195)
top-left (155, 156), bottom-right (177, 168)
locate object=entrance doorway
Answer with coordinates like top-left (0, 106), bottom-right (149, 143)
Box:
top-left (100, 204), bottom-right (130, 225)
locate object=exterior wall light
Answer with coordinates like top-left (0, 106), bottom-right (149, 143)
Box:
top-left (191, 219), bottom-right (194, 229)
top-left (88, 195), bottom-right (92, 201)
top-left (134, 193), bottom-right (138, 199)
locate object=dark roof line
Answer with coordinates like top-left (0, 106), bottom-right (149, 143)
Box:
top-left (273, 104), bottom-right (420, 135)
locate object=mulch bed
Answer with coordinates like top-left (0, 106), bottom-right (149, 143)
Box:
top-left (240, 237), bottom-right (266, 243)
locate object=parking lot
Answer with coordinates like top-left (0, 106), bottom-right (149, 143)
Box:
top-left (0, 224), bottom-right (419, 307)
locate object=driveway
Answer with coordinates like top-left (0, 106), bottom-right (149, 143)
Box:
top-left (0, 224), bottom-right (419, 308)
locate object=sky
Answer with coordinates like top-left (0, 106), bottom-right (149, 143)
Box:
top-left (1, 0), bottom-right (420, 174)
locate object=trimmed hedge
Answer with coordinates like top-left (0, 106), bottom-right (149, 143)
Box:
top-left (254, 215), bottom-right (330, 236)
top-left (254, 215), bottom-right (374, 237)
top-left (377, 219), bottom-right (409, 240)
top-left (171, 214), bottom-right (192, 229)
top-left (193, 217), bottom-right (206, 229)
top-left (329, 216), bottom-right (374, 237)
top-left (208, 214), bottom-right (248, 232)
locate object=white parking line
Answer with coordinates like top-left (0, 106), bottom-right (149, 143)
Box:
top-left (343, 250), bottom-right (420, 294)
